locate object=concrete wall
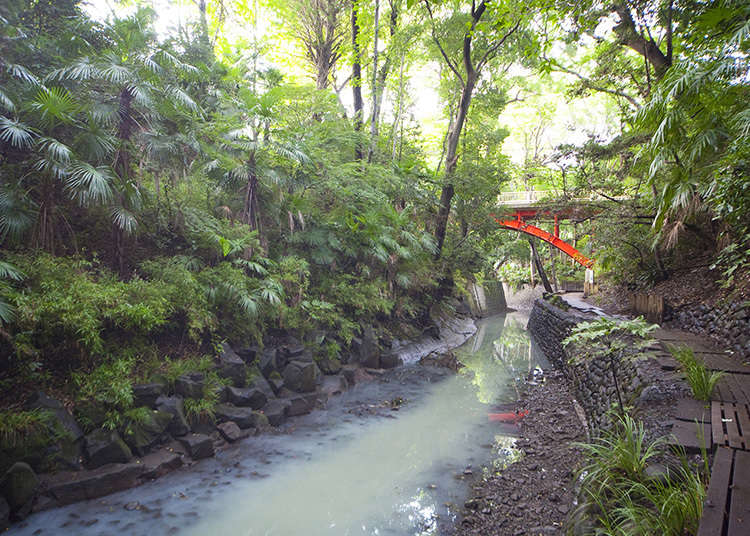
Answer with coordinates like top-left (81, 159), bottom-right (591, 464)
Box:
top-left (467, 281), bottom-right (507, 317)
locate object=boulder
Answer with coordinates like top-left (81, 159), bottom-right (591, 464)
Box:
top-left (225, 386), bottom-right (267, 409)
top-left (258, 347), bottom-right (279, 378)
top-left (83, 430), bottom-right (133, 469)
top-left (280, 337), bottom-right (305, 359)
top-left (121, 409), bottom-right (173, 456)
top-left (131, 383), bottom-right (166, 408)
top-left (187, 414), bottom-right (216, 435)
top-left (380, 352), bottom-right (403, 369)
top-left (354, 325), bottom-right (380, 368)
top-left (214, 404), bottom-right (266, 430)
top-left (178, 434), bottom-right (214, 460)
top-left (263, 400), bottom-right (290, 426)
top-left (247, 374), bottom-right (276, 400)
top-left (155, 396), bottom-right (190, 437)
top-left (282, 360), bottom-right (319, 393)
top-left (285, 394), bottom-right (317, 417)
top-left (0, 462), bottom-right (38, 518)
top-left (317, 355), bottom-right (342, 375)
top-left (140, 449), bottom-right (183, 480)
top-left (267, 375), bottom-right (284, 395)
top-left (217, 343), bottom-right (248, 387)
top-left (235, 345), bottom-right (260, 364)
top-left (42, 463), bottom-right (144, 506)
top-left (175, 373), bottom-right (205, 399)
top-left (217, 422), bottom-right (248, 442)
top-left (24, 391), bottom-right (83, 442)
top-left (0, 496), bottom-right (9, 530)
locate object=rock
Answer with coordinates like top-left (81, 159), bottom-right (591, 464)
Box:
top-left (178, 434), bottom-right (214, 460)
top-left (282, 360), bottom-right (319, 393)
top-left (217, 343), bottom-right (248, 387)
top-left (355, 325), bottom-right (381, 368)
top-left (0, 496), bottom-right (9, 530)
top-left (84, 430), bottom-right (133, 469)
top-left (317, 355), bottom-right (342, 375)
top-left (246, 373), bottom-right (276, 400)
top-left (121, 409), bottom-right (173, 456)
top-left (131, 383), bottom-right (166, 408)
top-left (225, 386), bottom-right (267, 409)
top-left (263, 400), bottom-right (290, 426)
top-left (267, 377), bottom-right (284, 396)
top-left (24, 391), bottom-right (83, 442)
top-left (235, 345), bottom-right (260, 364)
top-left (217, 422), bottom-right (248, 442)
top-left (281, 337), bottom-right (305, 359)
top-left (42, 463), bottom-right (144, 505)
top-left (215, 404), bottom-right (267, 430)
top-left (636, 385), bottom-right (671, 405)
top-left (0, 462), bottom-right (39, 517)
top-left (379, 352), bottom-right (403, 369)
top-left (140, 450), bottom-right (183, 480)
top-left (155, 396), bottom-right (190, 437)
top-left (175, 373), bottom-right (205, 399)
top-left (285, 394), bottom-right (317, 417)
top-left (258, 347), bottom-right (279, 378)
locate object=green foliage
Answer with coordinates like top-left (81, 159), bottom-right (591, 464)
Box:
top-left (669, 345), bottom-right (725, 402)
top-left (0, 409), bottom-right (52, 449)
top-left (73, 357), bottom-right (135, 410)
top-left (563, 316), bottom-right (658, 358)
top-left (161, 355), bottom-right (215, 388)
top-left (575, 414), bottom-right (706, 536)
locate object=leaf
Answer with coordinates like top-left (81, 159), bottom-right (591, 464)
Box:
top-left (5, 63), bottom-right (40, 85)
top-left (111, 206), bottom-right (138, 235)
top-left (0, 117), bottom-right (36, 148)
top-left (66, 162), bottom-right (114, 205)
top-left (0, 261), bottom-right (24, 281)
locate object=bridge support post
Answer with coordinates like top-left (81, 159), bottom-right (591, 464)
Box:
top-left (528, 239), bottom-right (553, 293)
top-left (554, 214), bottom-right (559, 238)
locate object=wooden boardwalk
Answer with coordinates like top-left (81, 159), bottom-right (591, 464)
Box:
top-left (651, 328), bottom-right (750, 536)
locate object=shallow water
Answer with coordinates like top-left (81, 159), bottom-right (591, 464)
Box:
top-left (10, 312), bottom-right (547, 536)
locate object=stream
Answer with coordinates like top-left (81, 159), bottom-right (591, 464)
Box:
top-left (10, 312), bottom-right (548, 536)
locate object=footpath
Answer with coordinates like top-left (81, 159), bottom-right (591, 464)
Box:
top-left (562, 293), bottom-right (750, 536)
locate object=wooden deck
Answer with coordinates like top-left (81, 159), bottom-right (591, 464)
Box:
top-left (652, 327), bottom-right (750, 535)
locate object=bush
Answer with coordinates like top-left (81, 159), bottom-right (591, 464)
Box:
top-left (73, 357), bottom-right (135, 410)
top-left (669, 345), bottom-right (724, 401)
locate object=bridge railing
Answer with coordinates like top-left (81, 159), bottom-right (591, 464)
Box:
top-left (497, 190), bottom-right (629, 206)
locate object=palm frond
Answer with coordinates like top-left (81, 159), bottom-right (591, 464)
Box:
top-left (0, 88), bottom-right (16, 113)
top-left (5, 63), bottom-right (39, 85)
top-left (0, 261), bottom-right (24, 281)
top-left (31, 86), bottom-right (78, 125)
top-left (0, 117), bottom-right (36, 148)
top-left (165, 85), bottom-right (199, 112)
top-left (36, 137), bottom-right (73, 163)
top-left (47, 57), bottom-right (98, 81)
top-left (0, 300), bottom-right (15, 325)
top-left (110, 206), bottom-right (138, 235)
top-left (0, 186), bottom-right (35, 242)
top-left (66, 162), bottom-right (114, 205)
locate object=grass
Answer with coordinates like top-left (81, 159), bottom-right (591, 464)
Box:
top-left (0, 409), bottom-right (51, 448)
top-left (574, 413), bottom-right (707, 536)
top-left (669, 345), bottom-right (725, 401)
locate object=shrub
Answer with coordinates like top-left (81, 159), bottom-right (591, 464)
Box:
top-left (669, 345), bottom-right (724, 401)
top-left (73, 357), bottom-right (135, 410)
top-left (0, 409), bottom-right (52, 449)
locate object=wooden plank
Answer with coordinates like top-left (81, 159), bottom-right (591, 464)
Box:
top-left (737, 404), bottom-right (750, 451)
top-left (670, 420), bottom-right (712, 453)
top-left (725, 404), bottom-right (743, 449)
top-left (713, 401), bottom-right (726, 448)
top-left (675, 398), bottom-right (712, 423)
top-left (698, 446), bottom-right (733, 536)
top-left (729, 450), bottom-right (750, 535)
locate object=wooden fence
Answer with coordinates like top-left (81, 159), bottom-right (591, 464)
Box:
top-left (631, 293), bottom-right (665, 324)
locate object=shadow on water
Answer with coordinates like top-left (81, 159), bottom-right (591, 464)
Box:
top-left (9, 312), bottom-right (548, 536)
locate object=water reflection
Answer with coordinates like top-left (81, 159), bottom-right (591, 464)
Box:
top-left (10, 313), bottom-right (545, 536)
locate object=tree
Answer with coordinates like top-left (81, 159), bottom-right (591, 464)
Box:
top-left (422, 0), bottom-right (522, 258)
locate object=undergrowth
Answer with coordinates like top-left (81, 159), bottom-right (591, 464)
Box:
top-left (573, 413), bottom-right (706, 536)
top-left (669, 345), bottom-right (724, 401)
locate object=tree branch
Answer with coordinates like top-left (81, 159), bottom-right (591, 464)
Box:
top-left (423, 0), bottom-right (464, 86)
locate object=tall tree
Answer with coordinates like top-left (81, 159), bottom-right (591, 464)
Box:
top-left (423, 0), bottom-right (521, 258)
top-left (351, 0), bottom-right (364, 159)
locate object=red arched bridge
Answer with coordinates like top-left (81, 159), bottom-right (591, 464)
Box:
top-left (491, 190), bottom-right (596, 269)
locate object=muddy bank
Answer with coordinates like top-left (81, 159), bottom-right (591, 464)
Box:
top-left (456, 368), bottom-right (587, 536)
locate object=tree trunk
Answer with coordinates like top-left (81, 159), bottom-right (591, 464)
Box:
top-left (351, 0), bottom-right (364, 160)
top-left (433, 71), bottom-right (477, 258)
top-left (367, 0), bottom-right (380, 162)
top-left (612, 4), bottom-right (671, 78)
top-left (529, 239), bottom-right (553, 293)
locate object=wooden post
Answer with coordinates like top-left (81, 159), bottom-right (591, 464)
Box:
top-left (529, 239), bottom-right (553, 293)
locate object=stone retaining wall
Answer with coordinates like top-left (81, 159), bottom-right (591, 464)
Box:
top-left (669, 301), bottom-right (750, 359)
top-left (528, 298), bottom-right (646, 435)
